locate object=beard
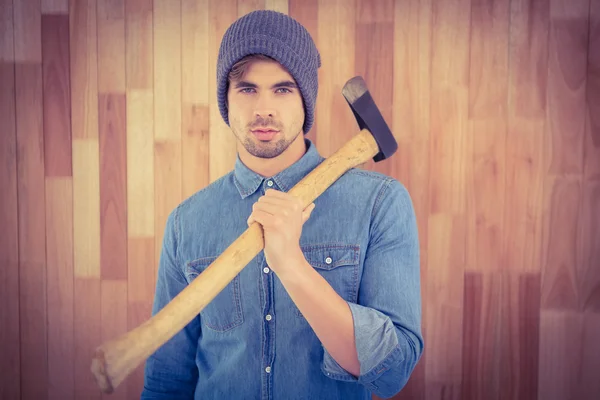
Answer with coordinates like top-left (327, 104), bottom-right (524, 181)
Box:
top-left (232, 116), bottom-right (303, 159)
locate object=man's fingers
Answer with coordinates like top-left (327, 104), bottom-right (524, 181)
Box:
top-left (301, 203), bottom-right (315, 223)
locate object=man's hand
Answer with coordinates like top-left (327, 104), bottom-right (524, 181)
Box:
top-left (247, 189), bottom-right (315, 273)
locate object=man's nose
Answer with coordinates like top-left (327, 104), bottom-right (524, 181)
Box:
top-left (254, 94), bottom-right (277, 119)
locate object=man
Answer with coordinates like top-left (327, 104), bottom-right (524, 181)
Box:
top-left (142, 9), bottom-right (422, 400)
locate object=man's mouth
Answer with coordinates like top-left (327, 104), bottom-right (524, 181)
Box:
top-left (251, 128), bottom-right (279, 141)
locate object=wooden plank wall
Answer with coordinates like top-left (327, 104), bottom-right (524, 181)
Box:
top-left (0, 0), bottom-right (598, 399)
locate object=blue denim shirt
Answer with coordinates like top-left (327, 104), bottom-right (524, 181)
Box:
top-left (141, 139), bottom-right (423, 400)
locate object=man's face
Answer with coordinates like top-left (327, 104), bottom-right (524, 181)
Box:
top-left (227, 59), bottom-right (305, 159)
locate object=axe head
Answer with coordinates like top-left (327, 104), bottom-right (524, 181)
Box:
top-left (342, 76), bottom-right (397, 162)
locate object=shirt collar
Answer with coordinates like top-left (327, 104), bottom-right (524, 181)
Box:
top-left (233, 138), bottom-right (323, 199)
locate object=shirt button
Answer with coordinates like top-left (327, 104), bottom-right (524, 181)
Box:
top-left (263, 267), bottom-right (270, 274)
top-left (266, 180), bottom-right (274, 187)
top-left (265, 314), bottom-right (272, 321)
top-left (325, 257), bottom-right (333, 265)
top-left (265, 366), bottom-right (271, 373)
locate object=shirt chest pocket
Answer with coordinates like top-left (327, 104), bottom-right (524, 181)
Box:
top-left (295, 244), bottom-right (361, 319)
top-left (184, 256), bottom-right (244, 332)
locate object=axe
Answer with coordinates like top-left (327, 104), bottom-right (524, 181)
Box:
top-left (91, 76), bottom-right (398, 393)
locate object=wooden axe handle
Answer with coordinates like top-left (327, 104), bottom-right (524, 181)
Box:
top-left (91, 129), bottom-right (380, 394)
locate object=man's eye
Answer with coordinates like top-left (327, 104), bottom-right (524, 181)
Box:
top-left (276, 88), bottom-right (291, 94)
top-left (240, 88), bottom-right (255, 93)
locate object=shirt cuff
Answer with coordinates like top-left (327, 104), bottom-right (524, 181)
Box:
top-left (321, 302), bottom-right (404, 385)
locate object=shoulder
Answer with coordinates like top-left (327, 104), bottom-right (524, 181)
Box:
top-left (169, 171), bottom-right (236, 221)
top-left (337, 168), bottom-right (412, 205)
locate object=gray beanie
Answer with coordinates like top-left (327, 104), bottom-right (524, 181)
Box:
top-left (217, 10), bottom-right (321, 134)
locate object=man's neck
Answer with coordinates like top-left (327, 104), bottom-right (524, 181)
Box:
top-left (238, 134), bottom-right (307, 178)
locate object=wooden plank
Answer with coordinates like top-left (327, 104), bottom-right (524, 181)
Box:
top-left (72, 139), bottom-right (101, 278)
top-left (127, 90), bottom-right (154, 237)
top-left (461, 272), bottom-right (540, 400)
top-left (99, 93), bottom-right (128, 280)
top-left (289, 0), bottom-right (318, 144)
top-left (73, 278), bottom-right (102, 400)
top-left (154, 140), bottom-right (182, 280)
top-left (389, 1), bottom-right (432, 398)
top-left (13, 0), bottom-right (42, 63)
top-left (541, 177), bottom-right (581, 310)
top-left (425, 214), bottom-right (465, 399)
top-left (580, 181), bottom-right (600, 312)
top-left (45, 177), bottom-right (74, 399)
top-left (41, 0), bottom-right (68, 14)
top-left (126, 0), bottom-right (153, 90)
top-left (209, 0), bottom-right (238, 182)
top-left (545, 0), bottom-right (589, 175)
top-left (0, 9), bottom-right (20, 394)
top-left (154, 0), bottom-right (182, 141)
top-left (315, 0), bottom-right (356, 158)
top-left (585, 0), bottom-right (600, 180)
top-left (127, 238), bottom-right (155, 399)
top-left (42, 14), bottom-right (72, 177)
top-left (182, 0), bottom-right (210, 198)
top-left (265, 0), bottom-right (287, 14)
top-left (69, 0), bottom-right (99, 140)
top-left (101, 280), bottom-right (128, 400)
top-left (509, 0), bottom-right (549, 120)
top-left (15, 62), bottom-right (49, 400)
top-left (465, 0), bottom-right (509, 273)
top-left (538, 311), bottom-right (600, 400)
top-left (355, 0), bottom-right (394, 177)
top-left (465, 118), bottom-right (506, 272)
top-left (0, 0), bottom-right (14, 61)
top-left (504, 0), bottom-right (548, 273)
top-left (97, 0), bottom-right (126, 93)
top-left (429, 0), bottom-right (470, 215)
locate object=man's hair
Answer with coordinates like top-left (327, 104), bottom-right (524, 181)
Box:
top-left (228, 54), bottom-right (276, 83)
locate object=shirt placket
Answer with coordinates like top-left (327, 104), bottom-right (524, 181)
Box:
top-left (261, 179), bottom-right (276, 400)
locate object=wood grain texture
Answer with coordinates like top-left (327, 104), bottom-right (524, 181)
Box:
top-left (541, 177), bottom-right (582, 310)
top-left (315, 0), bottom-right (356, 157)
top-left (73, 139), bottom-right (101, 278)
top-left (0, 24), bottom-right (20, 397)
top-left (126, 0), bottom-right (153, 90)
top-left (42, 14), bottom-right (72, 177)
top-left (538, 311), bottom-right (600, 400)
top-left (154, 0), bottom-right (182, 141)
top-left (209, 0), bottom-right (238, 182)
top-left (504, 0), bottom-right (548, 273)
top-left (425, 214), bottom-right (466, 399)
top-left (45, 177), bottom-right (74, 399)
top-left (15, 63), bottom-right (48, 400)
top-left (13, 0), bottom-right (42, 62)
top-left (182, 0), bottom-right (210, 199)
top-left (580, 181), bottom-right (600, 312)
top-left (100, 93), bottom-right (128, 280)
top-left (41, 0), bottom-right (68, 15)
top-left (462, 272), bottom-right (540, 400)
top-left (70, 0), bottom-right (98, 140)
top-left (74, 278), bottom-right (102, 400)
top-left (546, 0), bottom-right (589, 175)
top-left (265, 0), bottom-right (288, 14)
top-left (127, 90), bottom-right (155, 237)
top-left (98, 0), bottom-right (126, 93)
top-left (586, 0), bottom-right (600, 180)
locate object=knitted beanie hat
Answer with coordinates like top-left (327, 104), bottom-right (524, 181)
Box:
top-left (217, 10), bottom-right (321, 134)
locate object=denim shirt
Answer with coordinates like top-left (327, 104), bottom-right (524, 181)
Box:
top-left (141, 139), bottom-right (423, 400)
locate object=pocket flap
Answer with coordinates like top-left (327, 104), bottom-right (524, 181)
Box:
top-left (185, 256), bottom-right (218, 280)
top-left (301, 244), bottom-right (360, 271)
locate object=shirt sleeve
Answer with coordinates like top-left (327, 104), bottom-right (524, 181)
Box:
top-left (141, 208), bottom-right (201, 400)
top-left (321, 178), bottom-right (424, 399)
